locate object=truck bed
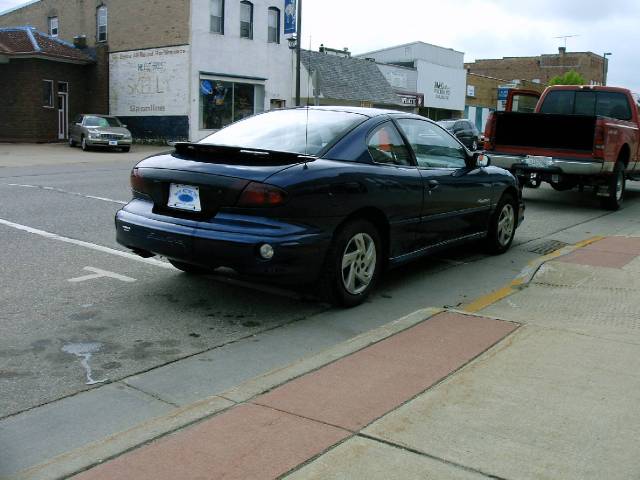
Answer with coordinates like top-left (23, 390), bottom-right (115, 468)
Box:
top-left (494, 112), bottom-right (597, 152)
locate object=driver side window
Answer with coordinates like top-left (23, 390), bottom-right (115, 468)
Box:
top-left (367, 122), bottom-right (412, 166)
top-left (397, 119), bottom-right (466, 169)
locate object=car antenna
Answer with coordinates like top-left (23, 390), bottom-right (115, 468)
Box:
top-left (304, 35), bottom-right (312, 158)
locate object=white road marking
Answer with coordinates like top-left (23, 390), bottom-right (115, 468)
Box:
top-left (0, 217), bottom-right (173, 269)
top-left (7, 183), bottom-right (127, 205)
top-left (68, 266), bottom-right (136, 283)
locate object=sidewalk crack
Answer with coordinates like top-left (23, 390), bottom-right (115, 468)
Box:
top-left (122, 382), bottom-right (181, 408)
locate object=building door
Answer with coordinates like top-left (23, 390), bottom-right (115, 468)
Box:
top-left (57, 93), bottom-right (68, 140)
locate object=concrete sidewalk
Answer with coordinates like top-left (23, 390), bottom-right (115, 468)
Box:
top-left (48, 235), bottom-right (640, 480)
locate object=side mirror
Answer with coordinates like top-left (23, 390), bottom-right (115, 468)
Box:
top-left (472, 152), bottom-right (491, 168)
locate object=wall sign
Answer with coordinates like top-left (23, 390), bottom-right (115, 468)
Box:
top-left (399, 94), bottom-right (424, 107)
top-left (467, 85), bottom-right (475, 97)
top-left (434, 81), bottom-right (451, 101)
top-left (109, 46), bottom-right (190, 116)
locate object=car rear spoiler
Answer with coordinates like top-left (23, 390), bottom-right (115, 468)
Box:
top-left (173, 142), bottom-right (317, 166)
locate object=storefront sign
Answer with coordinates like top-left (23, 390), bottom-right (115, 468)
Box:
top-left (109, 46), bottom-right (190, 116)
top-left (284, 0), bottom-right (297, 34)
top-left (434, 81), bottom-right (451, 101)
top-left (399, 94), bottom-right (424, 107)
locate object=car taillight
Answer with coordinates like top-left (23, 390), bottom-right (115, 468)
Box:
top-left (593, 125), bottom-right (605, 158)
top-left (237, 182), bottom-right (287, 207)
top-left (130, 167), bottom-right (148, 195)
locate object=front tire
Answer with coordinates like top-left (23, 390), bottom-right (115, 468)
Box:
top-left (318, 219), bottom-right (382, 307)
top-left (81, 136), bottom-right (89, 151)
top-left (485, 193), bottom-right (517, 254)
top-left (601, 161), bottom-right (625, 211)
top-left (121, 146), bottom-right (131, 153)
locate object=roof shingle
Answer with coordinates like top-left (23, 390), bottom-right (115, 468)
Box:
top-left (0, 27), bottom-right (93, 63)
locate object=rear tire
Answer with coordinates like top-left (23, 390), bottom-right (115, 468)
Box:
top-left (317, 219), bottom-right (382, 307)
top-left (601, 161), bottom-right (625, 211)
top-left (169, 260), bottom-right (216, 274)
top-left (485, 193), bottom-right (517, 254)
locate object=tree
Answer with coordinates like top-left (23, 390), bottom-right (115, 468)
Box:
top-left (549, 70), bottom-right (586, 86)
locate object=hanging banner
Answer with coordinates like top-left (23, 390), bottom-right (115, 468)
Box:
top-left (284, 0), bottom-right (297, 34)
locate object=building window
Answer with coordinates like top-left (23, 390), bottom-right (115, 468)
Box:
top-left (43, 80), bottom-right (53, 107)
top-left (199, 77), bottom-right (264, 130)
top-left (48, 17), bottom-right (58, 37)
top-left (267, 7), bottom-right (280, 43)
top-left (96, 5), bottom-right (107, 42)
top-left (210, 0), bottom-right (224, 34)
top-left (240, 1), bottom-right (253, 39)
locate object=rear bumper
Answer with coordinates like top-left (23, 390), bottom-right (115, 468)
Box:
top-left (115, 201), bottom-right (331, 284)
top-left (490, 154), bottom-right (607, 175)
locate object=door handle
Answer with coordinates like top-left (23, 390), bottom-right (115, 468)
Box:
top-left (426, 179), bottom-right (439, 190)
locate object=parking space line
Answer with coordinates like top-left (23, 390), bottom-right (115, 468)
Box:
top-left (68, 267), bottom-right (137, 283)
top-left (7, 183), bottom-right (127, 205)
top-left (0, 217), bottom-right (173, 269)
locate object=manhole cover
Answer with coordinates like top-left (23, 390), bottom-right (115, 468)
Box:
top-left (528, 240), bottom-right (570, 255)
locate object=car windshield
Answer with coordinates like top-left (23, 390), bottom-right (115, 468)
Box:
top-left (84, 116), bottom-right (122, 127)
top-left (199, 109), bottom-right (367, 155)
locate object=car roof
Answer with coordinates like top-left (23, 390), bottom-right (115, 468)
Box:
top-left (81, 114), bottom-right (117, 118)
top-left (290, 105), bottom-right (425, 119)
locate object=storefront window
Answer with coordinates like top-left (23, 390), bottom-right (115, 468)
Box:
top-left (199, 77), bottom-right (264, 130)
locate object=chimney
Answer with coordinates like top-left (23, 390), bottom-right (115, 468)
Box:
top-left (558, 46), bottom-right (566, 55)
top-left (73, 35), bottom-right (87, 49)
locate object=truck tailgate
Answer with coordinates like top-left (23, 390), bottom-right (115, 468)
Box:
top-left (494, 112), bottom-right (597, 152)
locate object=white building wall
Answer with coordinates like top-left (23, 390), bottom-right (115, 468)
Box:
top-left (357, 41), bottom-right (466, 112)
top-left (189, 0), bottom-right (293, 141)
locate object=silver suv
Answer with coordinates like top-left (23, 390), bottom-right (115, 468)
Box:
top-left (69, 114), bottom-right (133, 152)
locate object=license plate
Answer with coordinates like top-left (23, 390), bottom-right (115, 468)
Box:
top-left (109, 140), bottom-right (118, 146)
top-left (524, 155), bottom-right (552, 168)
top-left (168, 184), bottom-right (201, 212)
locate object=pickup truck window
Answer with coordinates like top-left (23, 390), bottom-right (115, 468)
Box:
top-left (540, 90), bottom-right (632, 121)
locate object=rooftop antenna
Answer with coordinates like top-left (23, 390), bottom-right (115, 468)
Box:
top-left (553, 34), bottom-right (579, 50)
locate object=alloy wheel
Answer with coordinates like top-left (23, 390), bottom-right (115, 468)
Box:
top-left (497, 204), bottom-right (515, 247)
top-left (341, 232), bottom-right (376, 295)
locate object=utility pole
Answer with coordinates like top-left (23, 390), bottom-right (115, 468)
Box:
top-left (295, 0), bottom-right (302, 106)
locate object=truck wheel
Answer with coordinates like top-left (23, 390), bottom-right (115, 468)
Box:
top-left (317, 219), bottom-right (382, 307)
top-left (601, 162), bottom-right (625, 211)
top-left (485, 193), bottom-right (517, 254)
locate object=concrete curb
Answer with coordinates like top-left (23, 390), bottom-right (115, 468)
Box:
top-left (463, 236), bottom-right (604, 313)
top-left (13, 307), bottom-right (443, 480)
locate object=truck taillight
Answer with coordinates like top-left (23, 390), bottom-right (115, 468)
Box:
top-left (484, 113), bottom-right (497, 150)
top-left (237, 182), bottom-right (287, 207)
top-left (593, 125), bottom-right (605, 158)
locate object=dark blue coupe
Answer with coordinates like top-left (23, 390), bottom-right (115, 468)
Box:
top-left (116, 107), bottom-right (524, 306)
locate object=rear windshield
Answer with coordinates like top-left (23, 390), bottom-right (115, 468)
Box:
top-left (199, 109), bottom-right (366, 155)
top-left (438, 121), bottom-right (456, 129)
top-left (540, 90), bottom-right (632, 120)
top-left (84, 116), bottom-right (122, 127)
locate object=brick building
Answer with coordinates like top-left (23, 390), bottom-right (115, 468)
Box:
top-left (0, 26), bottom-right (96, 142)
top-left (465, 47), bottom-right (608, 87)
top-left (464, 72), bottom-right (546, 131)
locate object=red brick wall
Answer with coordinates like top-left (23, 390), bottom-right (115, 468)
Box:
top-left (0, 58), bottom-right (92, 142)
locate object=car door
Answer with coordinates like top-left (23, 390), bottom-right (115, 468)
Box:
top-left (70, 114), bottom-right (82, 142)
top-left (395, 118), bottom-right (493, 247)
top-left (363, 121), bottom-right (424, 257)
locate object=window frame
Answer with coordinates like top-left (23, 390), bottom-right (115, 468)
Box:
top-left (96, 5), bottom-right (108, 43)
top-left (210, 0), bottom-right (224, 34)
top-left (365, 121), bottom-right (415, 167)
top-left (42, 79), bottom-right (54, 108)
top-left (267, 7), bottom-right (280, 44)
top-left (240, 1), bottom-right (253, 40)
top-left (48, 16), bottom-right (59, 37)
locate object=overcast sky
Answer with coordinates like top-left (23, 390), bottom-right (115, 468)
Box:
top-left (1, 0), bottom-right (638, 91)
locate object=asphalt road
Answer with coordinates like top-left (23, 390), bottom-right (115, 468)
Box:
top-left (2, 143), bottom-right (640, 419)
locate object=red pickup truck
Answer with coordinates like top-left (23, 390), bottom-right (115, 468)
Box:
top-left (484, 85), bottom-right (640, 209)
